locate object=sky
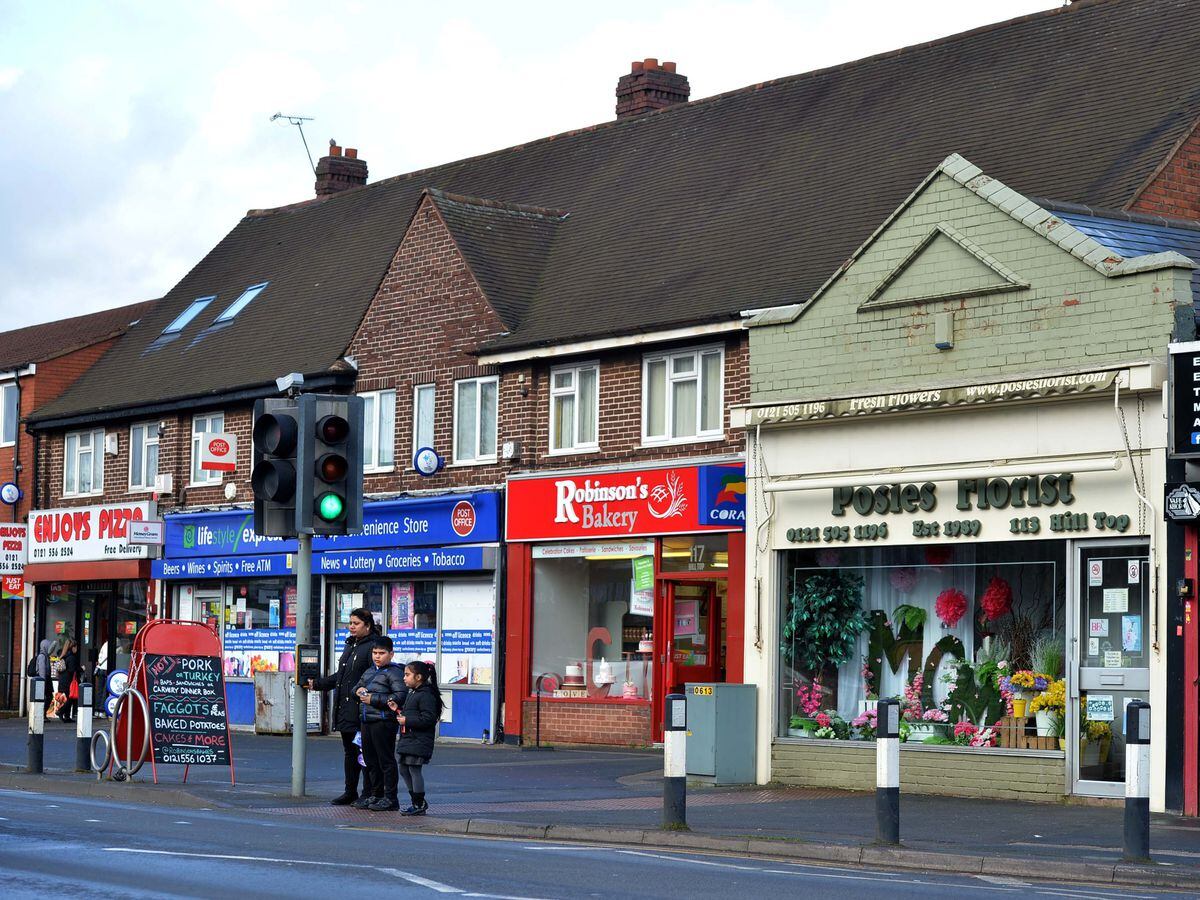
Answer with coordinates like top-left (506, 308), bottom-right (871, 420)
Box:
top-left (0, 0), bottom-right (1057, 331)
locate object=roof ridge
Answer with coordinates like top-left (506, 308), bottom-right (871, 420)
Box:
top-left (426, 188), bottom-right (570, 220)
top-left (242, 0), bottom-right (1113, 221)
top-left (1032, 196), bottom-right (1200, 233)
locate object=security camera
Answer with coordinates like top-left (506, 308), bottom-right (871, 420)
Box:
top-left (276, 372), bottom-right (305, 393)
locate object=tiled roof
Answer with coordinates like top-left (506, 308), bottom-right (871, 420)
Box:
top-left (0, 299), bottom-right (157, 372)
top-left (32, 0), bottom-right (1200, 421)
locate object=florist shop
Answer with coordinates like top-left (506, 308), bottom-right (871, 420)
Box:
top-left (503, 460), bottom-right (746, 746)
top-left (737, 364), bottom-right (1168, 805)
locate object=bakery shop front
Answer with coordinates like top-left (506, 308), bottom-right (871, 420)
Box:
top-left (503, 459), bottom-right (746, 746)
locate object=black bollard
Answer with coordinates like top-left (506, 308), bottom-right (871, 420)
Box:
top-left (875, 698), bottom-right (900, 845)
top-left (663, 693), bottom-right (687, 830)
top-left (1123, 700), bottom-right (1151, 861)
top-left (26, 676), bottom-right (46, 774)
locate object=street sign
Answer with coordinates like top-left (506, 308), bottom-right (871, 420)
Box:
top-left (200, 432), bottom-right (238, 473)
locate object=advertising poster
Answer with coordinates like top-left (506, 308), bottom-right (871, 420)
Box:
top-left (1122, 615), bottom-right (1142, 653)
top-left (391, 583), bottom-right (415, 630)
top-left (439, 581), bottom-right (494, 685)
top-left (674, 599), bottom-right (698, 636)
top-left (145, 652), bottom-right (231, 767)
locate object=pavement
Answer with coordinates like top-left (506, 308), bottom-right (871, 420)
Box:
top-left (3, 717), bottom-right (1199, 891)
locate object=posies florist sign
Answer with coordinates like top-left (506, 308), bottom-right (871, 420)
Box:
top-left (506, 464), bottom-right (745, 542)
top-left (29, 502), bottom-right (154, 562)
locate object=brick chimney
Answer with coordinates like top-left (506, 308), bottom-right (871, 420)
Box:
top-left (615, 59), bottom-right (690, 119)
top-left (314, 142), bottom-right (368, 197)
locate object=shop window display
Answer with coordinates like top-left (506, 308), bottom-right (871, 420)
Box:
top-left (531, 546), bottom-right (655, 701)
top-left (778, 542), bottom-right (1066, 751)
top-left (222, 578), bottom-right (295, 676)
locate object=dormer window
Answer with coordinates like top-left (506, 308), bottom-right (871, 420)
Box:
top-left (214, 282), bottom-right (269, 323)
top-left (162, 296), bottom-right (215, 335)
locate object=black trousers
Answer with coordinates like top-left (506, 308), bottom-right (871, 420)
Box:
top-left (339, 729), bottom-right (371, 797)
top-left (361, 718), bottom-right (399, 801)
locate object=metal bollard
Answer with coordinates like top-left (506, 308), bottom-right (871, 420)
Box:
top-left (875, 698), bottom-right (901, 845)
top-left (26, 677), bottom-right (46, 774)
top-left (76, 682), bottom-right (94, 772)
top-left (1124, 700), bottom-right (1151, 861)
top-left (663, 692), bottom-right (688, 830)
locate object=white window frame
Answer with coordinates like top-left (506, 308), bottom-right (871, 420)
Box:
top-left (128, 422), bottom-right (160, 492)
top-left (641, 344), bottom-right (725, 446)
top-left (0, 382), bottom-right (16, 447)
top-left (359, 389), bottom-right (397, 473)
top-left (412, 384), bottom-right (436, 461)
top-left (452, 375), bottom-right (499, 465)
top-left (63, 428), bottom-right (105, 497)
top-left (190, 411), bottom-right (225, 486)
top-left (548, 362), bottom-right (599, 455)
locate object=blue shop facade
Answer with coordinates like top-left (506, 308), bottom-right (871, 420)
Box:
top-left (152, 492), bottom-right (502, 740)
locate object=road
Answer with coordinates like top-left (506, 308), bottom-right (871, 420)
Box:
top-left (0, 789), bottom-right (1184, 899)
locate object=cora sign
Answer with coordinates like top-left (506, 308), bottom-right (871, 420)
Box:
top-left (506, 463), bottom-right (745, 542)
top-left (28, 502), bottom-right (155, 562)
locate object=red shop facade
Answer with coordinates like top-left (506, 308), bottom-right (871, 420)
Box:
top-left (503, 459), bottom-right (746, 746)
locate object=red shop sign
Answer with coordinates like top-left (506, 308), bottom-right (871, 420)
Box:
top-left (506, 464), bottom-right (744, 542)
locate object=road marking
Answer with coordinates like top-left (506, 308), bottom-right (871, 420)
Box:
top-left (1010, 840), bottom-right (1200, 861)
top-left (84, 819), bottom-right (102, 823)
top-left (1032, 889), bottom-right (1154, 900)
top-left (173, 821), bottom-right (191, 826)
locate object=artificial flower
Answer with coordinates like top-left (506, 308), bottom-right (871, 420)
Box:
top-left (925, 546), bottom-right (954, 568)
top-left (889, 567), bottom-right (918, 593)
top-left (979, 576), bottom-right (1013, 620)
top-left (935, 588), bottom-right (968, 628)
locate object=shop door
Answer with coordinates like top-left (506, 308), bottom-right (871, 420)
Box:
top-left (666, 582), bottom-right (720, 693)
top-left (1072, 543), bottom-right (1151, 798)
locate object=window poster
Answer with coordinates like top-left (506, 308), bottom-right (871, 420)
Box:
top-left (674, 599), bottom-right (698, 636)
top-left (440, 581), bottom-right (495, 686)
top-left (391, 583), bottom-right (415, 630)
top-left (284, 585), bottom-right (297, 628)
top-left (1122, 615), bottom-right (1142, 653)
top-left (1102, 588), bottom-right (1128, 613)
top-left (1086, 694), bottom-right (1115, 722)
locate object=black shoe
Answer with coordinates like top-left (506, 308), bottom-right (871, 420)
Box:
top-left (351, 796), bottom-right (375, 809)
top-left (369, 797), bottom-right (399, 811)
top-left (330, 792), bottom-right (357, 806)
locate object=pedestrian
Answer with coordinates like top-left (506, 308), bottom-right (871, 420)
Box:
top-left (352, 636), bottom-right (407, 810)
top-left (28, 639), bottom-right (53, 682)
top-left (388, 659), bottom-right (444, 817)
top-left (57, 639), bottom-right (79, 723)
top-left (306, 608), bottom-right (382, 805)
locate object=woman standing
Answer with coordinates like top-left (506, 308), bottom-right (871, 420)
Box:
top-left (57, 639), bottom-right (79, 723)
top-left (307, 608), bottom-right (382, 805)
top-left (388, 659), bottom-right (444, 816)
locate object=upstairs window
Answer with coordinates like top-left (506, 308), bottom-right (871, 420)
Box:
top-left (360, 389), bottom-right (397, 472)
top-left (214, 282), bottom-right (269, 323)
top-left (64, 428), bottom-right (105, 496)
top-left (642, 346), bottom-right (724, 444)
top-left (162, 297), bottom-right (215, 335)
top-left (413, 384), bottom-right (435, 458)
top-left (129, 422), bottom-right (160, 491)
top-left (190, 412), bottom-right (224, 485)
top-left (0, 383), bottom-right (16, 446)
top-left (549, 363), bottom-right (598, 453)
top-left (453, 376), bottom-right (498, 464)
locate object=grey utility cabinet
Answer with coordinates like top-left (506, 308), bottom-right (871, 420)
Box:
top-left (684, 682), bottom-right (756, 785)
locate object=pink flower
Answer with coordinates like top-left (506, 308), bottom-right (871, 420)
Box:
top-left (935, 588), bottom-right (968, 628)
top-left (922, 709), bottom-right (948, 722)
top-left (815, 712), bottom-right (832, 729)
top-left (953, 721), bottom-right (978, 739)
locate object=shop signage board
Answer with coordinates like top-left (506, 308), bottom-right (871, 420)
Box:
top-left (773, 468), bottom-right (1143, 550)
top-left (199, 432), bottom-right (238, 473)
top-left (1164, 483), bottom-right (1200, 522)
top-left (162, 492), bottom-right (500, 559)
top-left (1169, 342), bottom-right (1200, 458)
top-left (28, 501), bottom-right (153, 562)
top-left (128, 519), bottom-right (165, 546)
top-left (316, 545), bottom-right (492, 576)
top-left (507, 464), bottom-right (745, 542)
top-left (152, 553), bottom-right (293, 580)
top-left (144, 652), bottom-right (232, 766)
top-left (0, 523), bottom-right (26, 575)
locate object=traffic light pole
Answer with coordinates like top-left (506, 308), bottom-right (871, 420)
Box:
top-left (291, 531), bottom-right (312, 798)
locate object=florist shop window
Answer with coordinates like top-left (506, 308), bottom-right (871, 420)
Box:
top-left (778, 542), bottom-right (1070, 752)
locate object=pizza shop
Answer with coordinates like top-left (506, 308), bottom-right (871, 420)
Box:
top-left (737, 364), bottom-right (1170, 806)
top-left (154, 491), bottom-right (502, 739)
top-left (25, 502), bottom-right (156, 707)
top-left (503, 459), bottom-right (746, 747)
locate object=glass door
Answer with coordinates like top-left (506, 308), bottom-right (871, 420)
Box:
top-left (1072, 543), bottom-right (1150, 798)
top-left (666, 581), bottom-right (720, 692)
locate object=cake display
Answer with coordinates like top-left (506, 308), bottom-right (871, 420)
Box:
top-left (562, 663), bottom-right (585, 687)
top-left (594, 657), bottom-right (615, 685)
top-left (638, 636), bottom-right (654, 653)
top-left (622, 681), bottom-right (639, 699)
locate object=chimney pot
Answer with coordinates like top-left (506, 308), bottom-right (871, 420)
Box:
top-left (663, 61), bottom-right (676, 73)
top-left (345, 147), bottom-right (357, 159)
top-left (616, 57), bottom-right (689, 119)
top-left (631, 60), bottom-right (644, 73)
top-left (643, 57), bottom-right (658, 70)
top-left (330, 144), bottom-right (342, 156)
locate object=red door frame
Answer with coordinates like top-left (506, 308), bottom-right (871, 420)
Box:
top-left (1185, 525), bottom-right (1199, 817)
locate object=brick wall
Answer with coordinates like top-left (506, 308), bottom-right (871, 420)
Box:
top-left (1130, 124), bottom-right (1200, 219)
top-left (521, 698), bottom-right (653, 747)
top-left (772, 741), bottom-right (1065, 802)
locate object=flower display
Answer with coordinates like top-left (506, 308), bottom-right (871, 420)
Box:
top-left (979, 576), bottom-right (1013, 621)
top-left (921, 708), bottom-right (948, 723)
top-left (851, 707), bottom-right (877, 739)
top-left (889, 567), bottom-right (919, 593)
top-left (951, 720), bottom-right (998, 747)
top-left (901, 672), bottom-right (925, 721)
top-left (815, 712), bottom-right (832, 729)
top-left (952, 721), bottom-right (977, 741)
top-left (794, 676), bottom-right (824, 716)
top-left (935, 588), bottom-right (969, 627)
top-left (1030, 679), bottom-right (1066, 713)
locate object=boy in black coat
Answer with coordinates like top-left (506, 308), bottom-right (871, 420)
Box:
top-left (352, 636), bottom-right (407, 810)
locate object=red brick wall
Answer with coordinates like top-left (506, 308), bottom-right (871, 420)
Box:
top-left (1130, 123), bottom-right (1200, 219)
top-left (521, 698), bottom-right (653, 747)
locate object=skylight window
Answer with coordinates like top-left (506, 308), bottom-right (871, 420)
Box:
top-left (214, 282), bottom-right (269, 323)
top-left (163, 296), bottom-right (215, 334)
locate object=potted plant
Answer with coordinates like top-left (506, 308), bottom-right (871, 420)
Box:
top-left (908, 707), bottom-right (949, 738)
top-left (789, 676), bottom-right (824, 736)
top-left (781, 571), bottom-right (868, 679)
top-left (851, 707), bottom-right (877, 740)
top-left (1031, 630), bottom-right (1065, 681)
top-left (811, 710), bottom-right (850, 740)
top-left (1005, 670), bottom-right (1049, 718)
top-left (788, 714), bottom-right (816, 738)
top-left (1029, 678), bottom-right (1065, 736)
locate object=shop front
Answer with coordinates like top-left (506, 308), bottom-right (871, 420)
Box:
top-left (25, 502), bottom-right (156, 707)
top-left (154, 492), bottom-right (502, 739)
top-left (504, 459), bottom-right (746, 746)
top-left (738, 364), bottom-right (1169, 806)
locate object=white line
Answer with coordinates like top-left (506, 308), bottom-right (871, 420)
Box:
top-left (380, 867), bottom-right (462, 893)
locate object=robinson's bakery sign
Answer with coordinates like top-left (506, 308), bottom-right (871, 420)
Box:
top-left (506, 463), bottom-right (746, 542)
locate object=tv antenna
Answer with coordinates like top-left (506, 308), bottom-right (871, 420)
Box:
top-left (270, 112), bottom-right (316, 174)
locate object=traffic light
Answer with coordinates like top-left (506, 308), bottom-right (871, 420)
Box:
top-left (296, 394), bottom-right (363, 535)
top-left (251, 398), bottom-right (300, 537)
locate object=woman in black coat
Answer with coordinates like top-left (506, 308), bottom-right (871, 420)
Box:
top-left (57, 639), bottom-right (79, 723)
top-left (306, 608), bottom-right (381, 805)
top-left (388, 659), bottom-right (444, 816)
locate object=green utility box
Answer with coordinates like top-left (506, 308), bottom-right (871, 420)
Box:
top-left (683, 683), bottom-right (756, 785)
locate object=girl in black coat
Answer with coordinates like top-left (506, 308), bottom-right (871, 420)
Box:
top-left (387, 659), bottom-right (443, 816)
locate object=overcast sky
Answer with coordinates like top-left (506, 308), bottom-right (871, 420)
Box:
top-left (0, 0), bottom-right (1056, 330)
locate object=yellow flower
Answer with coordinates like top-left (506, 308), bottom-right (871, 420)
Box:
top-left (1030, 679), bottom-right (1066, 713)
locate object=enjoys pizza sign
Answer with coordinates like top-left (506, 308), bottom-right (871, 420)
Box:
top-left (506, 463), bottom-right (744, 541)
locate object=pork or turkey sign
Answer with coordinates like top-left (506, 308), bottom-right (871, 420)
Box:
top-left (199, 432), bottom-right (238, 473)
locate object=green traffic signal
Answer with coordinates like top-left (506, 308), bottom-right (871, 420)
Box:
top-left (317, 491), bottom-right (345, 522)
